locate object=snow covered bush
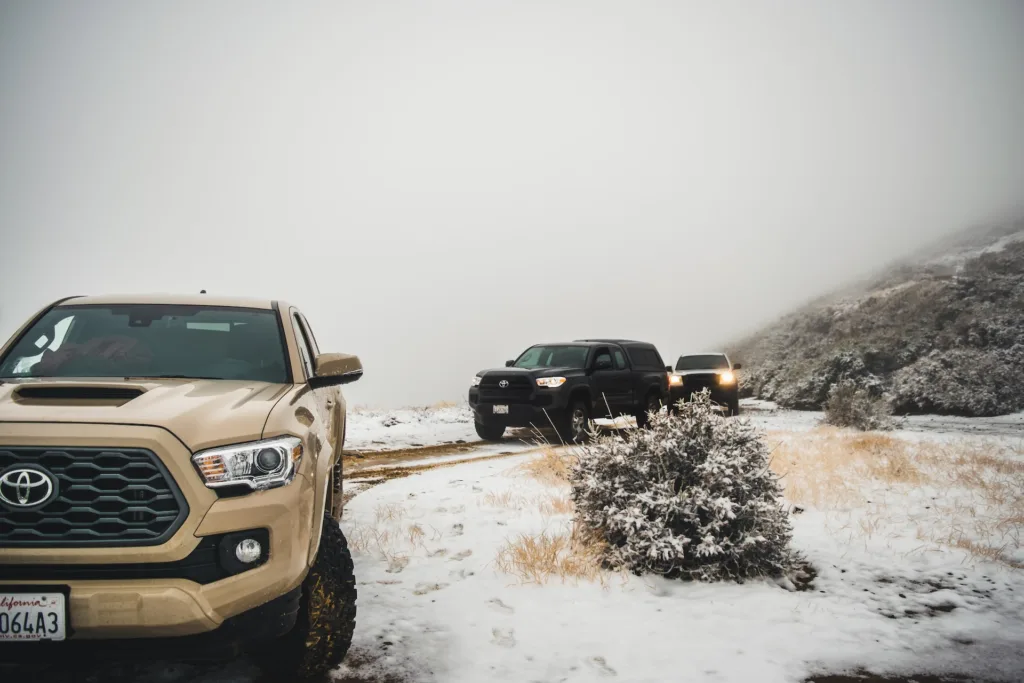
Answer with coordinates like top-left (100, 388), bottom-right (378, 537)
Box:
top-left (569, 391), bottom-right (793, 582)
top-left (822, 379), bottom-right (895, 431)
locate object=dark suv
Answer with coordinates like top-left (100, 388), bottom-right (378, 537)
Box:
top-left (668, 352), bottom-right (742, 415)
top-left (468, 339), bottom-right (669, 442)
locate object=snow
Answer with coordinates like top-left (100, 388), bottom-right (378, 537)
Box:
top-left (346, 403), bottom-right (480, 451)
top-left (338, 432), bottom-right (1024, 683)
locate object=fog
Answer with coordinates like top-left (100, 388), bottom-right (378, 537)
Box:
top-left (1, 1), bottom-right (1023, 407)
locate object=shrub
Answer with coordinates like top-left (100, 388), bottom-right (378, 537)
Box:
top-left (822, 379), bottom-right (896, 431)
top-left (569, 391), bottom-right (793, 582)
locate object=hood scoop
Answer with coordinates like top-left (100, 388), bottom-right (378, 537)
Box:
top-left (13, 384), bottom-right (146, 406)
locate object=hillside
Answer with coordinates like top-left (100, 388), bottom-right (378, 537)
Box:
top-left (728, 221), bottom-right (1024, 417)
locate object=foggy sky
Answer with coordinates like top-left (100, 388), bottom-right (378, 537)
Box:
top-left (2, 1), bottom-right (1023, 407)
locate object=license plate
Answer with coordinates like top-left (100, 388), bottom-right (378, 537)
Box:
top-left (492, 404), bottom-right (509, 414)
top-left (0, 591), bottom-right (67, 642)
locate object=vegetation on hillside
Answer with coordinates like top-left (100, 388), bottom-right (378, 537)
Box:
top-left (729, 223), bottom-right (1024, 417)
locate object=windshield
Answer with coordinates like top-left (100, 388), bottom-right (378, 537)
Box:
top-left (0, 304), bottom-right (289, 383)
top-left (676, 354), bottom-right (730, 371)
top-left (514, 345), bottom-right (589, 369)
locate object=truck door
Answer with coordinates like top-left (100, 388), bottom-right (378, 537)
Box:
top-left (590, 346), bottom-right (632, 417)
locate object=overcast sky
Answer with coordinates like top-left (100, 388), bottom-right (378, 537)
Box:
top-left (1, 1), bottom-right (1023, 407)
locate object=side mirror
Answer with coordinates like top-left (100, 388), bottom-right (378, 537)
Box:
top-left (593, 358), bottom-right (613, 371)
top-left (505, 360), bottom-right (515, 367)
top-left (665, 365), bottom-right (673, 373)
top-left (309, 353), bottom-right (363, 388)
top-left (732, 363), bottom-right (743, 370)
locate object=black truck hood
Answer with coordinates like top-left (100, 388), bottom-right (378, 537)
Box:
top-left (477, 367), bottom-right (581, 378)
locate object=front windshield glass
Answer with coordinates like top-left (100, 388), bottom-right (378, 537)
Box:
top-left (0, 304), bottom-right (289, 383)
top-left (676, 354), bottom-right (730, 371)
top-left (514, 345), bottom-right (588, 369)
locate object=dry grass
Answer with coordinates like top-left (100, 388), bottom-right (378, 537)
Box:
top-left (375, 502), bottom-right (407, 523)
top-left (494, 523), bottom-right (607, 584)
top-left (517, 447), bottom-right (575, 485)
top-left (768, 428), bottom-right (1024, 568)
top-left (538, 494), bottom-right (574, 516)
top-left (483, 491), bottom-right (527, 509)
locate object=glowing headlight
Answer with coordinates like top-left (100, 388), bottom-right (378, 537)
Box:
top-left (536, 377), bottom-right (567, 388)
top-left (472, 376), bottom-right (482, 386)
top-left (192, 436), bottom-right (303, 491)
top-left (669, 374), bottom-right (683, 386)
top-left (718, 371), bottom-right (736, 385)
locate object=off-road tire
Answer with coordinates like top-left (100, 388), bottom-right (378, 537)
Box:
top-left (475, 420), bottom-right (505, 441)
top-left (558, 399), bottom-right (590, 443)
top-left (635, 392), bottom-right (662, 429)
top-left (255, 514), bottom-right (357, 680)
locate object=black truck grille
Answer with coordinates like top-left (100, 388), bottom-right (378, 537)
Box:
top-left (479, 375), bottom-right (534, 403)
top-left (0, 447), bottom-right (188, 548)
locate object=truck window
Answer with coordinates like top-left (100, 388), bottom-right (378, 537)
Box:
top-left (613, 348), bottom-right (628, 370)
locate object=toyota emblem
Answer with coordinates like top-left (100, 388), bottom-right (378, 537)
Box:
top-left (0, 466), bottom-right (58, 510)
top-left (498, 380), bottom-right (510, 388)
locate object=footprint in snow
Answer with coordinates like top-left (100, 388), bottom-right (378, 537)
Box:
top-left (412, 582), bottom-right (449, 595)
top-left (449, 569), bottom-right (475, 580)
top-left (428, 548), bottom-right (448, 558)
top-left (585, 656), bottom-right (617, 677)
top-left (450, 550), bottom-right (473, 561)
top-left (491, 628), bottom-right (516, 648)
top-left (451, 523), bottom-right (464, 537)
top-left (386, 557), bottom-right (409, 574)
top-left (487, 598), bottom-right (514, 614)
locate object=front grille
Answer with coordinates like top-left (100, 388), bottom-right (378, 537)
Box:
top-left (0, 447), bottom-right (188, 547)
top-left (479, 375), bottom-right (534, 403)
top-left (677, 374), bottom-right (720, 397)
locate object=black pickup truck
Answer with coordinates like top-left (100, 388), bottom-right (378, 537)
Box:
top-left (468, 339), bottom-right (669, 442)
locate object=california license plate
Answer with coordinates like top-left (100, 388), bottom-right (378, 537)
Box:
top-left (0, 591), bottom-right (67, 641)
top-left (492, 404), bottom-right (509, 414)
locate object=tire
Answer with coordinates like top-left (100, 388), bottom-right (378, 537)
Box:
top-left (728, 398), bottom-right (740, 416)
top-left (255, 514), bottom-right (357, 680)
top-left (635, 392), bottom-right (662, 429)
top-left (475, 420), bottom-right (505, 441)
top-left (558, 399), bottom-right (591, 443)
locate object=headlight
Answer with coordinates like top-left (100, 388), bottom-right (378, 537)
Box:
top-left (536, 377), bottom-right (566, 388)
top-left (718, 371), bottom-right (736, 385)
top-left (472, 376), bottom-right (482, 386)
top-left (669, 374), bottom-right (683, 386)
top-left (192, 436), bottom-right (303, 491)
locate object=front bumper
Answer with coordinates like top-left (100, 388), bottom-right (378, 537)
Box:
top-left (468, 387), bottom-right (570, 427)
top-left (0, 422), bottom-right (316, 640)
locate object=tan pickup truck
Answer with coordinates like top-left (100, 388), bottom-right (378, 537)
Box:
top-left (0, 294), bottom-right (361, 679)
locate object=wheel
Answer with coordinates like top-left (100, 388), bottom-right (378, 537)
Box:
top-left (728, 398), bottom-right (740, 416)
top-left (635, 392), bottom-right (662, 429)
top-left (475, 420), bottom-right (505, 441)
top-left (558, 399), bottom-right (591, 443)
top-left (254, 514), bottom-right (357, 679)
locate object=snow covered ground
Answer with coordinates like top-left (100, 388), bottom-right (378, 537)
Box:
top-left (346, 403), bottom-right (481, 452)
top-left (333, 402), bottom-right (1023, 683)
top-left (337, 442), bottom-right (1023, 683)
